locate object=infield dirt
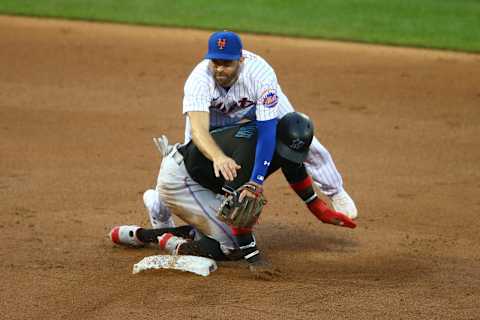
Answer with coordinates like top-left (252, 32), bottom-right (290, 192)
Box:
top-left (1, 16), bottom-right (479, 320)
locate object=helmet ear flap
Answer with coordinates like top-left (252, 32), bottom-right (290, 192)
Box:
top-left (275, 112), bottom-right (314, 164)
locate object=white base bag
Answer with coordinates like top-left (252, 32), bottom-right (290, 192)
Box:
top-left (133, 255), bottom-right (217, 277)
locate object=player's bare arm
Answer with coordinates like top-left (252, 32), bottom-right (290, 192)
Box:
top-left (188, 111), bottom-right (241, 181)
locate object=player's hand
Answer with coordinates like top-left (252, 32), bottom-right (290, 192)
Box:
top-left (317, 209), bottom-right (356, 228)
top-left (213, 154), bottom-right (241, 181)
top-left (248, 258), bottom-right (281, 281)
top-left (307, 198), bottom-right (356, 229)
top-left (238, 181), bottom-right (262, 202)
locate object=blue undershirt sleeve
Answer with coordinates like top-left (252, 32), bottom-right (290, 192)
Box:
top-left (250, 119), bottom-right (278, 184)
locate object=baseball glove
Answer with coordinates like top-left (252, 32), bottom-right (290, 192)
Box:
top-left (218, 182), bottom-right (267, 228)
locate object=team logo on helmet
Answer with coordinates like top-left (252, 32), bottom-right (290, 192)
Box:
top-left (289, 138), bottom-right (305, 150)
top-left (217, 38), bottom-right (227, 50)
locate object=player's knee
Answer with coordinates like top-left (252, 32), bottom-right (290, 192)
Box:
top-left (143, 189), bottom-right (159, 212)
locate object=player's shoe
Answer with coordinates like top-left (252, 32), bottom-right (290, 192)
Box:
top-left (109, 225), bottom-right (144, 247)
top-left (330, 189), bottom-right (358, 220)
top-left (143, 189), bottom-right (176, 229)
top-left (158, 233), bottom-right (187, 255)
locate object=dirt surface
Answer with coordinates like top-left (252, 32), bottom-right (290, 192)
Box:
top-left (1, 16), bottom-right (479, 320)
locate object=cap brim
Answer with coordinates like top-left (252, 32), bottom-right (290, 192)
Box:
top-left (205, 52), bottom-right (242, 61)
top-left (275, 141), bottom-right (309, 164)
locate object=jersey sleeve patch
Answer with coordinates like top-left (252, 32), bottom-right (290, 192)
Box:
top-left (261, 89), bottom-right (278, 108)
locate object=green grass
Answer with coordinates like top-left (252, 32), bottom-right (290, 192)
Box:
top-left (1, 0), bottom-right (479, 52)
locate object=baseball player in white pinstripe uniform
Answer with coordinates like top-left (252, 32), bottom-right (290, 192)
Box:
top-left (110, 31), bottom-right (358, 278)
top-left (145, 30), bottom-right (356, 226)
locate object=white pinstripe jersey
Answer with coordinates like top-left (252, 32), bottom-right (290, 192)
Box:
top-left (183, 50), bottom-right (293, 143)
top-left (180, 50), bottom-right (345, 196)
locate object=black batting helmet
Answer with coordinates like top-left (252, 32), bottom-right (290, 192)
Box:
top-left (276, 112), bottom-right (314, 163)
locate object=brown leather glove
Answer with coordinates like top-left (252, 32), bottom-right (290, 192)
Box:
top-left (218, 182), bottom-right (267, 228)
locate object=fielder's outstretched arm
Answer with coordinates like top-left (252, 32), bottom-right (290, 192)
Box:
top-left (188, 111), bottom-right (241, 181)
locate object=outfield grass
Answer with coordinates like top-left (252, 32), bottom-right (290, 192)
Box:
top-left (1, 0), bottom-right (479, 53)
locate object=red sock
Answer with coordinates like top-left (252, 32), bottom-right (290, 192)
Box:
top-left (231, 226), bottom-right (253, 236)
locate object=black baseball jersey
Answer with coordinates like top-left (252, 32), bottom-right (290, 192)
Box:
top-left (178, 121), bottom-right (308, 194)
top-left (178, 122), bottom-right (258, 194)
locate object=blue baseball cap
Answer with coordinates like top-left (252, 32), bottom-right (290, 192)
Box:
top-left (205, 31), bottom-right (243, 61)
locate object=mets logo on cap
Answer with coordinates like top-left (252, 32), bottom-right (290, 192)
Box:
top-left (217, 38), bottom-right (227, 50)
top-left (205, 31), bottom-right (242, 60)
